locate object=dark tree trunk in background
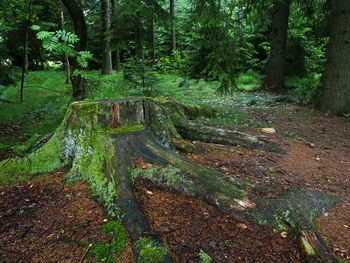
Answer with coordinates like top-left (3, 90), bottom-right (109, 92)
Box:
top-left (318, 0), bottom-right (350, 115)
top-left (20, 0), bottom-right (32, 103)
top-left (135, 12), bottom-right (144, 60)
top-left (111, 0), bottom-right (121, 71)
top-left (151, 13), bottom-right (156, 64)
top-left (101, 0), bottom-right (113, 75)
top-left (61, 0), bottom-right (87, 100)
top-left (58, 0), bottom-right (71, 84)
top-left (170, 0), bottom-right (176, 52)
top-left (263, 0), bottom-right (291, 92)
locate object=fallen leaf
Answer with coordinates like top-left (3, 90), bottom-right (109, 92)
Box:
top-left (280, 232), bottom-right (287, 238)
top-left (146, 190), bottom-right (153, 195)
top-left (133, 156), bottom-right (151, 169)
top-left (236, 223), bottom-right (247, 229)
top-left (344, 225), bottom-right (349, 228)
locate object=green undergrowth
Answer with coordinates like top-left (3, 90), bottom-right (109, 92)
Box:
top-left (0, 70), bottom-right (71, 158)
top-left (133, 237), bottom-right (169, 263)
top-left (87, 220), bottom-right (127, 263)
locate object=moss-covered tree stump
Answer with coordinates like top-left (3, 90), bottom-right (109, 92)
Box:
top-left (0, 97), bottom-right (340, 263)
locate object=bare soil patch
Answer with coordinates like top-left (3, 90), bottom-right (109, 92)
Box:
top-left (0, 169), bottom-right (133, 263)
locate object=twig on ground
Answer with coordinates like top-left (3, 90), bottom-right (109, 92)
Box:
top-left (79, 243), bottom-right (92, 263)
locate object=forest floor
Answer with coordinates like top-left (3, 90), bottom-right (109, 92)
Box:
top-left (1, 97), bottom-right (350, 262)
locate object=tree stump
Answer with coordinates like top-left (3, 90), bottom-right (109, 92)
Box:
top-left (0, 97), bottom-right (340, 263)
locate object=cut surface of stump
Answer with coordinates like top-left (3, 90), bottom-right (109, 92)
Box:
top-left (0, 97), bottom-right (341, 263)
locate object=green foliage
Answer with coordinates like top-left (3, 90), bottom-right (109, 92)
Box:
top-left (11, 133), bottom-right (39, 155)
top-left (34, 27), bottom-right (93, 78)
top-left (199, 249), bottom-right (212, 263)
top-left (157, 50), bottom-right (185, 74)
top-left (0, 84), bottom-right (7, 103)
top-left (236, 70), bottom-right (262, 90)
top-left (123, 57), bottom-right (160, 96)
top-left (133, 237), bottom-right (169, 263)
top-left (285, 73), bottom-right (321, 105)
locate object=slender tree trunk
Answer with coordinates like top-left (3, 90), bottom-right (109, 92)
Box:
top-left (58, 0), bottom-right (71, 84)
top-left (101, 0), bottom-right (113, 75)
top-left (170, 0), bottom-right (176, 52)
top-left (111, 0), bottom-right (121, 71)
top-left (151, 13), bottom-right (156, 64)
top-left (135, 12), bottom-right (144, 60)
top-left (318, 0), bottom-right (350, 115)
top-left (61, 0), bottom-right (87, 100)
top-left (20, 0), bottom-right (32, 103)
top-left (263, 0), bottom-right (291, 92)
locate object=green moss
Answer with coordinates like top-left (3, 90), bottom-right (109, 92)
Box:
top-left (133, 237), bottom-right (169, 263)
top-left (65, 132), bottom-right (121, 218)
top-left (71, 101), bottom-right (99, 116)
top-left (146, 100), bottom-right (182, 147)
top-left (199, 249), bottom-right (212, 263)
top-left (131, 165), bottom-right (194, 194)
top-left (0, 126), bottom-right (66, 185)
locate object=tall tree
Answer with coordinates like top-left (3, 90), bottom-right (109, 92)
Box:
top-left (58, 0), bottom-right (71, 84)
top-left (61, 0), bottom-right (88, 100)
top-left (101, 0), bottom-right (113, 75)
top-left (263, 0), bottom-right (291, 91)
top-left (20, 0), bottom-right (33, 103)
top-left (170, 0), bottom-right (176, 52)
top-left (318, 0), bottom-right (350, 115)
top-left (111, 0), bottom-right (121, 71)
top-left (135, 10), bottom-right (144, 59)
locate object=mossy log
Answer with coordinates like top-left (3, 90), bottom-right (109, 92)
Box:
top-left (0, 97), bottom-right (340, 263)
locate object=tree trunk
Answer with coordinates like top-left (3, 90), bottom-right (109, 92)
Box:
top-left (20, 0), bottom-right (33, 103)
top-left (170, 0), bottom-right (176, 52)
top-left (135, 12), bottom-right (144, 60)
top-left (318, 0), bottom-right (350, 115)
top-left (263, 0), bottom-right (291, 92)
top-left (0, 97), bottom-right (340, 263)
top-left (58, 0), bottom-right (71, 84)
top-left (61, 0), bottom-right (87, 100)
top-left (111, 0), bottom-right (121, 71)
top-left (151, 13), bottom-right (156, 64)
top-left (101, 0), bottom-right (113, 75)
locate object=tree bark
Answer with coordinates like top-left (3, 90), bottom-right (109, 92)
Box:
top-left (135, 12), bottom-right (144, 60)
top-left (0, 97), bottom-right (341, 263)
top-left (58, 0), bottom-right (71, 84)
top-left (20, 0), bottom-right (32, 103)
top-left (170, 0), bottom-right (176, 52)
top-left (263, 0), bottom-right (291, 92)
top-left (111, 0), bottom-right (121, 71)
top-left (61, 0), bottom-right (87, 100)
top-left (318, 0), bottom-right (350, 115)
top-left (101, 0), bottom-right (113, 75)
top-left (151, 13), bottom-right (156, 64)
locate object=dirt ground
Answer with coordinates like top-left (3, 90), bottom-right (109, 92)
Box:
top-left (0, 105), bottom-right (349, 262)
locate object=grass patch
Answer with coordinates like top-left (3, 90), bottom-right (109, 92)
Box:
top-left (87, 220), bottom-right (127, 263)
